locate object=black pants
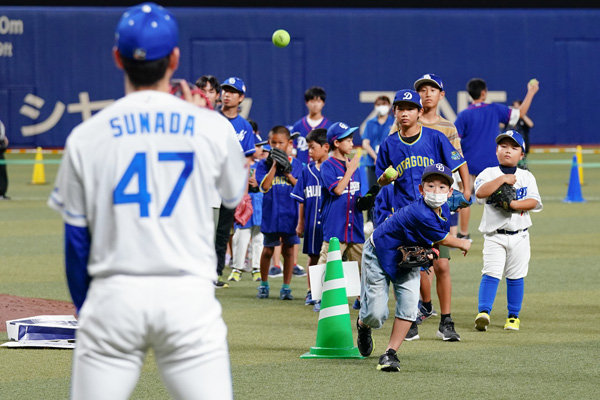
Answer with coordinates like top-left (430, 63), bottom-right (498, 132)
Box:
top-left (214, 203), bottom-right (235, 277)
top-left (0, 150), bottom-right (8, 196)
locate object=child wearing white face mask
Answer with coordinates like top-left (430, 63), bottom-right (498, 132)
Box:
top-left (362, 95), bottom-right (394, 190)
top-left (356, 163), bottom-right (471, 372)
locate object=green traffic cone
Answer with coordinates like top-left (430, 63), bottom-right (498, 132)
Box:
top-left (301, 237), bottom-right (363, 359)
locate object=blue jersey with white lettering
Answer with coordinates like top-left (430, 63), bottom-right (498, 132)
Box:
top-left (290, 162), bottom-right (324, 255)
top-left (373, 198), bottom-right (450, 280)
top-left (292, 116), bottom-right (332, 164)
top-left (320, 157), bottom-right (364, 244)
top-left (255, 157), bottom-right (303, 234)
top-left (375, 126), bottom-right (465, 210)
top-left (225, 114), bottom-right (256, 156)
top-left (454, 102), bottom-right (513, 175)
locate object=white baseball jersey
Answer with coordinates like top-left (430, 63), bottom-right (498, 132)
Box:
top-left (48, 90), bottom-right (247, 281)
top-left (475, 166), bottom-right (543, 234)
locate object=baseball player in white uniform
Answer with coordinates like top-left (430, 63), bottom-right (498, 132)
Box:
top-left (47, 3), bottom-right (246, 399)
top-left (473, 131), bottom-right (542, 332)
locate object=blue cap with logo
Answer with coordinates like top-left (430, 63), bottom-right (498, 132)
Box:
top-left (221, 77), bottom-right (246, 94)
top-left (421, 163), bottom-right (454, 186)
top-left (496, 130), bottom-right (526, 153)
top-left (327, 122), bottom-right (358, 145)
top-left (393, 89), bottom-right (422, 109)
top-left (414, 73), bottom-right (444, 91)
top-left (115, 2), bottom-right (178, 61)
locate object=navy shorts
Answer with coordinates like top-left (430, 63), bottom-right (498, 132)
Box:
top-left (263, 232), bottom-right (300, 247)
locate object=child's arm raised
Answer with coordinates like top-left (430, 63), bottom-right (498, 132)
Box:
top-left (260, 161), bottom-right (278, 192)
top-left (333, 154), bottom-right (361, 196)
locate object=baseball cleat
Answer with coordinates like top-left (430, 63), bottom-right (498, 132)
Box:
top-left (437, 317), bottom-right (461, 341)
top-left (356, 318), bottom-right (374, 357)
top-left (293, 264), bottom-right (306, 276)
top-left (252, 269), bottom-right (261, 282)
top-left (256, 285), bottom-right (269, 299)
top-left (313, 301), bottom-right (321, 312)
top-left (228, 269), bottom-right (242, 282)
top-left (280, 286), bottom-right (293, 300)
top-left (377, 349), bottom-right (401, 372)
top-left (404, 321), bottom-right (420, 341)
top-left (214, 276), bottom-right (229, 289)
top-left (305, 291), bottom-right (316, 306)
top-left (504, 317), bottom-right (520, 330)
top-left (475, 312), bottom-right (490, 331)
top-left (352, 298), bottom-right (361, 310)
top-left (268, 265), bottom-right (283, 278)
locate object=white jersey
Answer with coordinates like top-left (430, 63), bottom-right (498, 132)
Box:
top-left (48, 90), bottom-right (247, 281)
top-left (475, 166), bottom-right (542, 234)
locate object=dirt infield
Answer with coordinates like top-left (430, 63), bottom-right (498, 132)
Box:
top-left (0, 294), bottom-right (75, 332)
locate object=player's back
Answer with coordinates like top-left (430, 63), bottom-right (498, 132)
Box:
top-left (52, 91), bottom-right (245, 281)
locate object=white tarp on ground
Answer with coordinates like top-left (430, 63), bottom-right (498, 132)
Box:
top-left (2, 315), bottom-right (77, 349)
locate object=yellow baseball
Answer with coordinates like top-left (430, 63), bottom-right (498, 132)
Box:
top-left (272, 29), bottom-right (290, 48)
top-left (384, 166), bottom-right (398, 180)
top-left (529, 78), bottom-right (539, 85)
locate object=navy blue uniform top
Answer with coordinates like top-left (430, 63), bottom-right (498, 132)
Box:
top-left (375, 127), bottom-right (465, 210)
top-left (374, 183), bottom-right (395, 228)
top-left (255, 157), bottom-right (303, 234)
top-left (292, 116), bottom-right (332, 164)
top-left (320, 157), bottom-right (364, 244)
top-left (225, 114), bottom-right (257, 157)
top-left (290, 162), bottom-right (324, 254)
top-left (373, 198), bottom-right (450, 280)
top-left (454, 102), bottom-right (513, 176)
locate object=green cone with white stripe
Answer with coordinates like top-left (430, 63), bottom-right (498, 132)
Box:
top-left (301, 237), bottom-right (363, 359)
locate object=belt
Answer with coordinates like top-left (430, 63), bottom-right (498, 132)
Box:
top-left (496, 228), bottom-right (528, 235)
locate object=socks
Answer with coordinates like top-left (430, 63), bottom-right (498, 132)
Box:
top-left (260, 281), bottom-right (269, 287)
top-left (441, 313), bottom-right (451, 322)
top-left (282, 283), bottom-right (290, 289)
top-left (422, 301), bottom-right (433, 313)
top-left (506, 278), bottom-right (524, 318)
top-left (478, 274), bottom-right (500, 314)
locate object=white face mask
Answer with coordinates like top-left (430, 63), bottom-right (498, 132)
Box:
top-left (424, 191), bottom-right (448, 208)
top-left (375, 105), bottom-right (390, 116)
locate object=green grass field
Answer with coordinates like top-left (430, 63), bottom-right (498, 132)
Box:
top-left (1, 152), bottom-right (599, 399)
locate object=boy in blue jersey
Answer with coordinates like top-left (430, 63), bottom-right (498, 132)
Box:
top-left (318, 122), bottom-right (365, 309)
top-left (255, 126), bottom-right (303, 300)
top-left (291, 128), bottom-right (329, 312)
top-left (375, 89), bottom-right (471, 341)
top-left (291, 87), bottom-right (332, 164)
top-left (454, 78), bottom-right (539, 239)
top-left (356, 164), bottom-right (471, 372)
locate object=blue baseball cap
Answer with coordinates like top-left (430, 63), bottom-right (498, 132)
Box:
top-left (221, 77), bottom-right (246, 94)
top-left (115, 2), bottom-right (178, 61)
top-left (327, 122), bottom-right (358, 145)
top-left (393, 89), bottom-right (422, 109)
top-left (496, 130), bottom-right (526, 153)
top-left (421, 163), bottom-right (454, 186)
top-left (414, 73), bottom-right (444, 91)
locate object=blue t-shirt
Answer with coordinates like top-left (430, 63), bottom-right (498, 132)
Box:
top-left (290, 162), bottom-right (324, 255)
top-left (292, 116), bottom-right (332, 164)
top-left (362, 115), bottom-right (394, 167)
top-left (373, 197), bottom-right (450, 280)
top-left (255, 157), bottom-right (303, 234)
top-left (225, 114), bottom-right (256, 157)
top-left (375, 126), bottom-right (465, 210)
top-left (454, 102), bottom-right (513, 176)
top-left (320, 157), bottom-right (364, 244)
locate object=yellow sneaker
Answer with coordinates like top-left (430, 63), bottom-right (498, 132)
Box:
top-left (475, 312), bottom-right (490, 331)
top-left (504, 317), bottom-right (520, 330)
top-left (252, 269), bottom-right (261, 282)
top-left (228, 269), bottom-right (242, 282)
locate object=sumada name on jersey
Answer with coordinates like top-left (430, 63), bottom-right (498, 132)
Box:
top-left (109, 112), bottom-right (195, 137)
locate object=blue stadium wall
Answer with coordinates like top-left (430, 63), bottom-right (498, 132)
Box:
top-left (1, 7), bottom-right (600, 147)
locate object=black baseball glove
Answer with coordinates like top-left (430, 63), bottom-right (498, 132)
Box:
top-left (356, 184), bottom-right (381, 211)
top-left (269, 147), bottom-right (292, 174)
top-left (488, 183), bottom-right (516, 212)
top-left (397, 246), bottom-right (440, 273)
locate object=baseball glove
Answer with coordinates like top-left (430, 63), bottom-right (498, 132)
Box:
top-left (356, 184), bottom-right (381, 211)
top-left (234, 194), bottom-right (253, 226)
top-left (269, 147), bottom-right (292, 174)
top-left (447, 190), bottom-right (472, 212)
top-left (488, 183), bottom-right (516, 212)
top-left (397, 246), bottom-right (440, 272)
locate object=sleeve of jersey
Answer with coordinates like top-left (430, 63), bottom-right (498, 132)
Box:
top-left (320, 162), bottom-right (339, 195)
top-left (474, 168), bottom-right (492, 204)
top-left (375, 139), bottom-right (390, 179)
top-left (241, 122), bottom-right (257, 156)
top-left (454, 113), bottom-right (465, 138)
top-left (47, 140), bottom-right (88, 227)
top-left (64, 223), bottom-right (91, 312)
top-left (415, 211), bottom-right (448, 245)
top-left (524, 173), bottom-right (543, 212)
top-left (290, 169), bottom-right (306, 203)
top-left (218, 125), bottom-right (248, 209)
top-left (438, 133), bottom-right (466, 172)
